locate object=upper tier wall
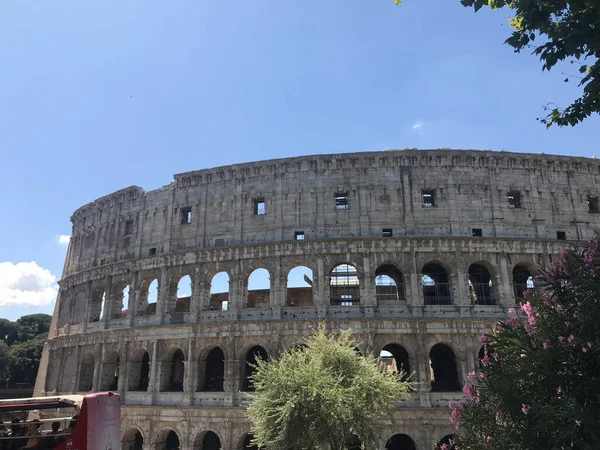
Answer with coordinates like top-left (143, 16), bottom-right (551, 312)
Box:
top-left (64, 149), bottom-right (600, 277)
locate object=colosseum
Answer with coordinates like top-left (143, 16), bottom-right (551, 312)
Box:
top-left (33, 149), bottom-right (600, 450)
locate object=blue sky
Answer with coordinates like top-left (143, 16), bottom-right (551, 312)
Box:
top-left (0, 0), bottom-right (597, 321)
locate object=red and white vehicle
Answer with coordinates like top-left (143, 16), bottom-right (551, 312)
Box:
top-left (0, 392), bottom-right (120, 450)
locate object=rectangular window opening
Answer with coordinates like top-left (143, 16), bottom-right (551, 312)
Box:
top-left (588, 196), bottom-right (599, 213)
top-left (254, 198), bottom-right (266, 215)
top-left (181, 207), bottom-right (192, 224)
top-left (335, 192), bottom-right (349, 210)
top-left (507, 191), bottom-right (522, 209)
top-left (124, 220), bottom-right (134, 236)
top-left (422, 190), bottom-right (435, 207)
top-left (295, 231), bottom-right (305, 240)
top-left (557, 231), bottom-right (566, 240)
top-left (149, 247), bottom-right (157, 256)
top-left (382, 228), bottom-right (393, 237)
top-left (472, 228), bottom-right (483, 237)
top-left (221, 301), bottom-right (228, 311)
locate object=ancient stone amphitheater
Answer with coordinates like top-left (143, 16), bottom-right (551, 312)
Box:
top-left (34, 149), bottom-right (600, 450)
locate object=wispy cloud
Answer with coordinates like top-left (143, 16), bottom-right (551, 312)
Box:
top-left (411, 120), bottom-right (425, 135)
top-left (0, 261), bottom-right (59, 307)
top-left (58, 235), bottom-right (71, 244)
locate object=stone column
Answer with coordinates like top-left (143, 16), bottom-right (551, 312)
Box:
top-left (83, 281), bottom-right (93, 332)
top-left (158, 268), bottom-right (170, 320)
top-left (497, 253), bottom-right (512, 308)
top-left (230, 264), bottom-right (244, 310)
top-left (118, 342), bottom-right (129, 398)
top-left (102, 276), bottom-right (112, 328)
top-left (96, 344), bottom-right (106, 391)
top-left (71, 345), bottom-right (81, 393)
top-left (410, 251), bottom-right (423, 315)
top-left (316, 257), bottom-right (327, 310)
top-left (92, 344), bottom-right (101, 391)
top-left (191, 266), bottom-right (202, 318)
top-left (184, 338), bottom-right (195, 398)
top-left (362, 254), bottom-right (376, 307)
top-left (148, 340), bottom-right (159, 396)
top-left (127, 273), bottom-right (139, 327)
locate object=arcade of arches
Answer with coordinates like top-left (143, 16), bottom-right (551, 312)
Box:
top-left (62, 261), bottom-right (536, 326)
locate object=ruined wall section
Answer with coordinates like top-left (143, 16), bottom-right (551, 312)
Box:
top-left (64, 150), bottom-right (600, 278)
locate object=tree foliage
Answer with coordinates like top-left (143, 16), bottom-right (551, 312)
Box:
top-left (0, 314), bottom-right (51, 386)
top-left (452, 235), bottom-right (600, 449)
top-left (396, 0), bottom-right (600, 127)
top-left (246, 325), bottom-right (412, 450)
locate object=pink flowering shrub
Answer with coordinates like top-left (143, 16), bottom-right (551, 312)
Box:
top-left (451, 235), bottom-right (600, 449)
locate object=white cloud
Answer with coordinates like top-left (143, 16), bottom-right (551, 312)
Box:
top-left (411, 120), bottom-right (425, 135)
top-left (58, 235), bottom-right (71, 244)
top-left (0, 262), bottom-right (59, 307)
top-left (412, 122), bottom-right (422, 130)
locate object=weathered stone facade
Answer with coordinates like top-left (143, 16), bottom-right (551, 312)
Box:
top-left (35, 149), bottom-right (600, 449)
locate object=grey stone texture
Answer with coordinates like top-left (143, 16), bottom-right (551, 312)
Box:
top-left (34, 149), bottom-right (600, 450)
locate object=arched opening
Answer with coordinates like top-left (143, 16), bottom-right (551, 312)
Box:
top-left (421, 263), bottom-right (451, 305)
top-left (121, 285), bottom-right (130, 318)
top-left (345, 434), bottom-right (362, 450)
top-left (138, 277), bottom-right (159, 316)
top-left (385, 434), bottom-right (416, 450)
top-left (513, 265), bottom-right (534, 302)
top-left (201, 347), bottom-right (225, 392)
top-left (122, 429), bottom-right (143, 450)
top-left (375, 264), bottom-right (405, 303)
top-left (380, 344), bottom-right (410, 381)
top-left (167, 349), bottom-right (185, 392)
top-left (172, 274), bottom-right (192, 313)
top-left (78, 353), bottom-right (95, 392)
top-left (156, 430), bottom-right (180, 450)
top-left (247, 268), bottom-right (270, 308)
top-left (468, 264), bottom-right (496, 305)
top-left (435, 434), bottom-right (456, 450)
top-left (196, 431), bottom-right (221, 450)
top-left (243, 346), bottom-right (268, 391)
top-left (429, 344), bottom-right (460, 392)
top-left (286, 266), bottom-right (314, 306)
top-left (128, 349), bottom-right (150, 391)
top-left (330, 264), bottom-right (360, 306)
top-left (209, 271), bottom-right (230, 311)
top-left (242, 434), bottom-right (260, 450)
top-left (100, 352), bottom-right (120, 391)
top-left (110, 282), bottom-right (130, 319)
top-left (89, 287), bottom-right (105, 322)
top-left (60, 354), bottom-right (76, 392)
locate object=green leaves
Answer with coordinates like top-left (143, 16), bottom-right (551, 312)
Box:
top-left (460, 0), bottom-right (600, 127)
top-left (246, 325), bottom-right (411, 450)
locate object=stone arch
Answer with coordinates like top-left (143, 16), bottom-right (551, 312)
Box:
top-left (170, 272), bottom-right (193, 313)
top-left (122, 428), bottom-right (144, 450)
top-left (78, 352), bottom-right (95, 392)
top-left (375, 264), bottom-right (405, 303)
top-left (193, 430), bottom-right (222, 450)
top-left (242, 345), bottom-right (268, 391)
top-left (468, 263), bottom-right (496, 305)
top-left (429, 344), bottom-right (460, 392)
top-left (385, 434), bottom-right (416, 450)
top-left (128, 348), bottom-right (151, 391)
top-left (380, 344), bottom-right (410, 381)
top-left (513, 264), bottom-right (535, 302)
top-left (435, 434), bottom-right (456, 450)
top-left (329, 263), bottom-right (360, 306)
top-left (198, 346), bottom-right (225, 392)
top-left (209, 271), bottom-right (230, 311)
top-left (89, 286), bottom-right (105, 322)
top-left (101, 350), bottom-right (120, 391)
top-left (72, 290), bottom-right (87, 325)
top-left (286, 265), bottom-right (314, 306)
top-left (246, 268), bottom-right (271, 308)
top-left (421, 263), bottom-right (451, 305)
top-left (240, 433), bottom-right (261, 450)
top-left (138, 275), bottom-right (159, 316)
top-left (161, 348), bottom-right (185, 392)
top-left (60, 353), bottom-right (76, 393)
top-left (155, 429), bottom-right (181, 450)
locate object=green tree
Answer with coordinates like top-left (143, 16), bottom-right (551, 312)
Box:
top-left (0, 340), bottom-right (10, 385)
top-left (396, 0), bottom-right (600, 127)
top-left (246, 326), bottom-right (412, 450)
top-left (16, 314), bottom-right (51, 340)
top-left (451, 236), bottom-right (600, 449)
top-left (7, 333), bottom-right (47, 386)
